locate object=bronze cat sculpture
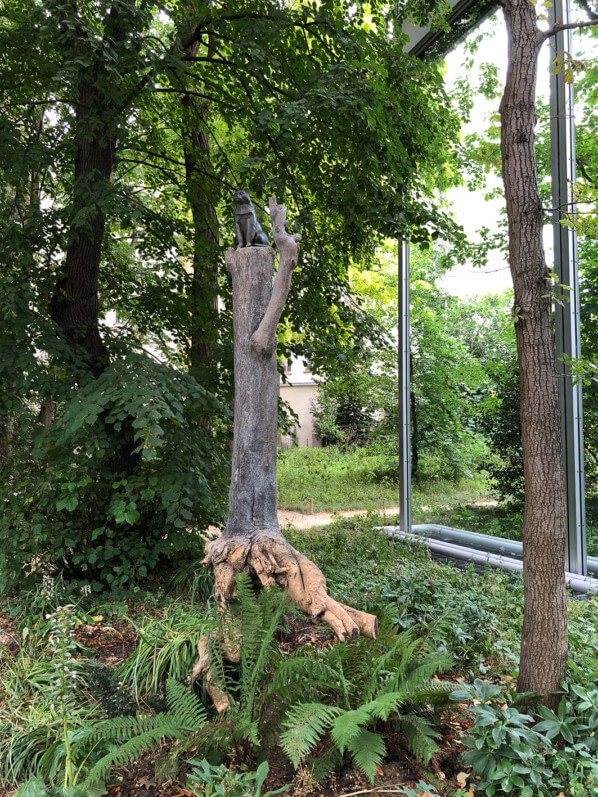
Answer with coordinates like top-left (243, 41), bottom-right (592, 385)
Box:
top-left (233, 189), bottom-right (270, 248)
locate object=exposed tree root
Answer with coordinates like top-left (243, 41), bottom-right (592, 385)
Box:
top-left (193, 530), bottom-right (378, 713)
top-left (205, 529), bottom-right (378, 640)
top-left (192, 635), bottom-right (232, 714)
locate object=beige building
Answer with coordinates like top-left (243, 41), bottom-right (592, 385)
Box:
top-left (279, 358), bottom-right (321, 447)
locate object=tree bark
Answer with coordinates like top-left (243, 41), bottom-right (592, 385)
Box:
top-left (49, 67), bottom-right (112, 380)
top-left (500, 0), bottom-right (568, 706)
top-left (181, 37), bottom-right (220, 393)
top-left (198, 200), bottom-right (377, 708)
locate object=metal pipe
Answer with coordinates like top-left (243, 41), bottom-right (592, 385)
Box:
top-left (398, 242), bottom-right (411, 532)
top-left (549, 0), bottom-right (587, 575)
top-left (412, 523), bottom-right (523, 558)
top-left (408, 523), bottom-right (598, 576)
top-left (382, 527), bottom-right (598, 593)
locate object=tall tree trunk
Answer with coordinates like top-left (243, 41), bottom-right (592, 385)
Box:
top-left (50, 70), bottom-right (112, 380)
top-left (196, 200), bottom-right (377, 710)
top-left (49, 7), bottom-right (140, 478)
top-left (500, 0), bottom-right (568, 706)
top-left (181, 39), bottom-right (220, 393)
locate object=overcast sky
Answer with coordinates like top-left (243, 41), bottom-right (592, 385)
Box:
top-left (440, 10), bottom-right (555, 298)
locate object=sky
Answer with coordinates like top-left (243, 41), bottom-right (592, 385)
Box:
top-left (439, 9), bottom-right (555, 299)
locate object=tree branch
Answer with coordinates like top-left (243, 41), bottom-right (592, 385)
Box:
top-left (249, 198), bottom-right (301, 357)
top-left (542, 17), bottom-right (598, 39)
top-left (576, 0), bottom-right (598, 21)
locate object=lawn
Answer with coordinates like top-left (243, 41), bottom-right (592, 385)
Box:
top-left (278, 446), bottom-right (598, 557)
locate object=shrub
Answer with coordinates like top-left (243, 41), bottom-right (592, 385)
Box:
top-left (0, 354), bottom-right (228, 592)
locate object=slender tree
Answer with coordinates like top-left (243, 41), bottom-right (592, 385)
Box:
top-left (498, 0), bottom-right (598, 705)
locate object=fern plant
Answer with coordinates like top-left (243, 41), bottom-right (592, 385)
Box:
top-left (39, 679), bottom-right (208, 789)
top-left (181, 575), bottom-right (290, 760)
top-left (276, 610), bottom-right (454, 781)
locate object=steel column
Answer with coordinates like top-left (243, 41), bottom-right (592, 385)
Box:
top-left (398, 242), bottom-right (412, 531)
top-left (550, 0), bottom-right (587, 574)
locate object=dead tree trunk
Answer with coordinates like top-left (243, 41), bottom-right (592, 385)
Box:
top-left (197, 199), bottom-right (377, 709)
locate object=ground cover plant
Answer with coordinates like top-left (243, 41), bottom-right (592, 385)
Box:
top-left (0, 513), bottom-right (598, 797)
top-left (2, 511), bottom-right (597, 796)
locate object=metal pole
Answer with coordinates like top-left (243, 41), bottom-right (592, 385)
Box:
top-left (398, 242), bottom-right (412, 531)
top-left (550, 0), bottom-right (586, 574)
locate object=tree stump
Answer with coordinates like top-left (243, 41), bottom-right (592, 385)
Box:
top-left (194, 199), bottom-right (377, 711)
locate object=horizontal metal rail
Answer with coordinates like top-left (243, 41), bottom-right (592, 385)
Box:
top-left (381, 526), bottom-right (598, 594)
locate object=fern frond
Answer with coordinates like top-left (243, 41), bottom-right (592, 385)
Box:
top-left (241, 587), bottom-right (285, 717)
top-left (308, 745), bottom-right (343, 783)
top-left (406, 679), bottom-right (455, 706)
top-left (280, 703), bottom-right (341, 767)
top-left (236, 573), bottom-right (265, 670)
top-left (207, 632), bottom-right (233, 705)
top-left (330, 705), bottom-right (372, 753)
top-left (365, 691), bottom-right (406, 721)
top-left (71, 713), bottom-right (173, 749)
top-left (165, 679), bottom-right (208, 729)
top-left (400, 714), bottom-right (441, 763)
top-left (399, 653), bottom-right (453, 693)
top-left (270, 654), bottom-right (346, 702)
top-left (182, 716), bottom-right (235, 758)
top-left (347, 728), bottom-right (386, 783)
top-left (82, 721), bottom-right (184, 785)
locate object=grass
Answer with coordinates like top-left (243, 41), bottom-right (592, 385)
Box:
top-left (278, 446), bottom-right (598, 557)
top-left (277, 445), bottom-right (488, 513)
top-left (3, 448), bottom-right (598, 794)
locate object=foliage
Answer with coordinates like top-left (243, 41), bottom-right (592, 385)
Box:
top-left (179, 576), bottom-right (292, 761)
top-left (276, 615), bottom-right (454, 781)
top-left (452, 677), bottom-right (598, 796)
top-left (0, 0), bottom-right (463, 593)
top-left (309, 243), bottom-right (501, 483)
top-left (4, 513), bottom-right (598, 792)
top-left (311, 369), bottom-right (378, 448)
top-left (118, 601), bottom-right (217, 700)
top-left (286, 517), bottom-right (523, 671)
top-left (0, 354), bottom-right (228, 592)
top-left (10, 678), bottom-right (210, 793)
top-left (0, 646), bottom-right (97, 786)
top-left (186, 759), bottom-right (289, 797)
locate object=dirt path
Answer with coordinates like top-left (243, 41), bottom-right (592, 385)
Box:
top-left (277, 506), bottom-right (401, 530)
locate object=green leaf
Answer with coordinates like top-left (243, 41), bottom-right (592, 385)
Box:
top-left (348, 728), bottom-right (386, 783)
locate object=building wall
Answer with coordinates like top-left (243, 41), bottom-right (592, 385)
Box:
top-left (280, 357), bottom-right (321, 447)
top-left (280, 382), bottom-right (320, 446)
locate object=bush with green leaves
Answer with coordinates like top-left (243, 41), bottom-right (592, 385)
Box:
top-left (0, 353), bottom-right (228, 592)
top-left (286, 518), bottom-right (522, 669)
top-left (452, 678), bottom-right (598, 796)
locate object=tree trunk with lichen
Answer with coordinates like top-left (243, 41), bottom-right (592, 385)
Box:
top-left (195, 198), bottom-right (378, 710)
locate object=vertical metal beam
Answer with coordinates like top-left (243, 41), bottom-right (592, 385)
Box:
top-left (398, 242), bottom-right (412, 531)
top-left (550, 0), bottom-right (587, 574)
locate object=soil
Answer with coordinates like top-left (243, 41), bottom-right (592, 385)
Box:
top-left (277, 507), bottom-right (401, 531)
